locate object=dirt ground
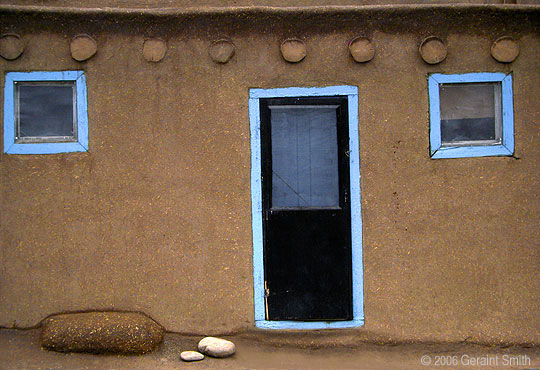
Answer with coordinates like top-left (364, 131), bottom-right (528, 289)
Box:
top-left (1, 329), bottom-right (539, 370)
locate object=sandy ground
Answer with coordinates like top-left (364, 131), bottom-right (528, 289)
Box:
top-left (1, 329), bottom-right (539, 370)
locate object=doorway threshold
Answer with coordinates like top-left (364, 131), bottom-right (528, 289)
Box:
top-left (256, 319), bottom-right (364, 330)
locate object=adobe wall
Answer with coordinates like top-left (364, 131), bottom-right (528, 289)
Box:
top-left (0, 6), bottom-right (539, 344)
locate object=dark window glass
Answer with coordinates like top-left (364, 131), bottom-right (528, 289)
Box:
top-left (439, 83), bottom-right (502, 144)
top-left (270, 106), bottom-right (339, 208)
top-left (17, 84), bottom-right (75, 139)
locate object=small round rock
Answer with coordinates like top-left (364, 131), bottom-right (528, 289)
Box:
top-left (491, 36), bottom-right (519, 63)
top-left (209, 39), bottom-right (235, 64)
top-left (349, 36), bottom-right (375, 63)
top-left (0, 34), bottom-right (24, 60)
top-left (143, 38), bottom-right (167, 63)
top-left (70, 35), bottom-right (97, 62)
top-left (419, 36), bottom-right (447, 65)
top-left (280, 39), bottom-right (306, 63)
top-left (198, 337), bottom-right (235, 358)
top-left (180, 350), bottom-right (204, 362)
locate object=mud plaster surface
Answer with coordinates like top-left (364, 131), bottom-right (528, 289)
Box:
top-left (2, 329), bottom-right (540, 369)
top-left (0, 11), bottom-right (539, 345)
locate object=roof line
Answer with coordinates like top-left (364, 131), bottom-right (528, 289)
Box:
top-left (1, 4), bottom-right (539, 17)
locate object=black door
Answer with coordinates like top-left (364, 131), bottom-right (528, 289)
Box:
top-left (260, 96), bottom-right (352, 321)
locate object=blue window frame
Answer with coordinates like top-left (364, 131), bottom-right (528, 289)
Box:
top-left (249, 86), bottom-right (364, 329)
top-left (4, 71), bottom-right (88, 154)
top-left (429, 73), bottom-right (514, 159)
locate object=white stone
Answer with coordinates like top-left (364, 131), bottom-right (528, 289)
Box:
top-left (180, 350), bottom-right (204, 362)
top-left (198, 337), bottom-right (236, 358)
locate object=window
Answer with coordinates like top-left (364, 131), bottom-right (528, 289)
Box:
top-left (4, 71), bottom-right (88, 154)
top-left (428, 73), bottom-right (513, 159)
top-left (269, 104), bottom-right (340, 209)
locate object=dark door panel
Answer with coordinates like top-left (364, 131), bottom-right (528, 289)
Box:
top-left (260, 96), bottom-right (352, 322)
top-left (265, 210), bottom-right (352, 320)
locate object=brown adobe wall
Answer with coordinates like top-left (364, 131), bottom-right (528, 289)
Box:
top-left (0, 6), bottom-right (539, 344)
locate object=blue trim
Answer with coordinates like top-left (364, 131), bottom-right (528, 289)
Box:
top-left (256, 319), bottom-right (364, 330)
top-left (76, 73), bottom-right (89, 150)
top-left (428, 76), bottom-right (442, 156)
top-left (430, 72), bottom-right (507, 84)
top-left (3, 71), bottom-right (89, 154)
top-left (249, 85), bottom-right (364, 330)
top-left (5, 70), bottom-right (81, 82)
top-left (6, 142), bottom-right (89, 155)
top-left (347, 93), bottom-right (364, 323)
top-left (3, 74), bottom-right (15, 153)
top-left (431, 145), bottom-right (513, 159)
top-left (501, 74), bottom-right (514, 154)
top-left (429, 73), bottom-right (514, 159)
top-left (250, 85), bottom-right (359, 99)
top-left (249, 97), bottom-right (266, 323)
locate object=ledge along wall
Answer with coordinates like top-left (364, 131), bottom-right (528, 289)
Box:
top-left (0, 5), bottom-right (539, 344)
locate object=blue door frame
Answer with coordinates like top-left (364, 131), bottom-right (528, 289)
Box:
top-left (249, 85), bottom-right (364, 329)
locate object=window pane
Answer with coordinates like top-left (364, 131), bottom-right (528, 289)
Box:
top-left (439, 83), bottom-right (501, 144)
top-left (17, 84), bottom-right (75, 138)
top-left (270, 106), bottom-right (339, 208)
